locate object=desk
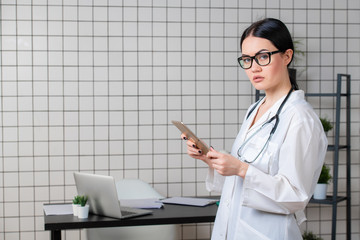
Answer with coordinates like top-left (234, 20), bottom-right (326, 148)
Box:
top-left (44, 203), bottom-right (218, 240)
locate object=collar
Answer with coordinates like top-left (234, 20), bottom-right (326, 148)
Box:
top-left (246, 90), bottom-right (304, 132)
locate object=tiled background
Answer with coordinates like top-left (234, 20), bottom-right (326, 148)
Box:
top-left (0, 0), bottom-right (359, 239)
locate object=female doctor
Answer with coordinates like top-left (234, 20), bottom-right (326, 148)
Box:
top-left (182, 18), bottom-right (328, 240)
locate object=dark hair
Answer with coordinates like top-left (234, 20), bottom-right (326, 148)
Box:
top-left (240, 18), bottom-right (298, 90)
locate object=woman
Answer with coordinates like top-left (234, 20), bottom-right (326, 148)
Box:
top-left (182, 18), bottom-right (328, 240)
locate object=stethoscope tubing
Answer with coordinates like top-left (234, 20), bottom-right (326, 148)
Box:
top-left (237, 88), bottom-right (293, 163)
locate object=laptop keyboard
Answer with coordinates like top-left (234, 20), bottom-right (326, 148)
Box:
top-left (121, 210), bottom-right (136, 217)
top-left (119, 206), bottom-right (152, 218)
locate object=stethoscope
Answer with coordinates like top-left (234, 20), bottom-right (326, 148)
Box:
top-left (237, 87), bottom-right (293, 163)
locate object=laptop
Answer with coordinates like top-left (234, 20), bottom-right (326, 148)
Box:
top-left (73, 172), bottom-right (152, 219)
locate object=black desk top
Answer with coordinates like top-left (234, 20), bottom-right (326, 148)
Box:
top-left (44, 203), bottom-right (218, 231)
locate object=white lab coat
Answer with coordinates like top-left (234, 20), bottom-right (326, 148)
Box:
top-left (207, 90), bottom-right (328, 240)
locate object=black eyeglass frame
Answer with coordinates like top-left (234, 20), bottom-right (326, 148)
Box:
top-left (237, 50), bottom-right (282, 69)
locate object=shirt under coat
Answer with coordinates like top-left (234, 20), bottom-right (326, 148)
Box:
top-left (206, 90), bottom-right (328, 240)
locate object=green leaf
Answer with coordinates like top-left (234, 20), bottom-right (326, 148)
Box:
top-left (318, 164), bottom-right (332, 184)
top-left (72, 195), bottom-right (81, 204)
top-left (78, 195), bottom-right (88, 207)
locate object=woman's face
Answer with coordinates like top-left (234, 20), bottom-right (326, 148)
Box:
top-left (241, 36), bottom-right (293, 92)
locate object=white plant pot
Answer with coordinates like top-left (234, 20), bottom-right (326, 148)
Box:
top-left (77, 205), bottom-right (90, 219)
top-left (313, 183), bottom-right (328, 200)
top-left (72, 204), bottom-right (80, 216)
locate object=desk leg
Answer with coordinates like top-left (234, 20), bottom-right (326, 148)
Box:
top-left (51, 230), bottom-right (61, 240)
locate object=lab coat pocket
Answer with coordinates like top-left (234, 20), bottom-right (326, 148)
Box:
top-left (237, 219), bottom-right (271, 240)
top-left (243, 136), bottom-right (278, 173)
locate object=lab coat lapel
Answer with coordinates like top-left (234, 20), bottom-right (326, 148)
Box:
top-left (249, 91), bottom-right (296, 131)
top-left (246, 98), bottom-right (278, 132)
top-left (236, 92), bottom-right (298, 154)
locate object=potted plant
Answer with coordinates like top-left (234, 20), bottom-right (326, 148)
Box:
top-left (72, 195), bottom-right (81, 216)
top-left (313, 164), bottom-right (332, 200)
top-left (320, 117), bottom-right (333, 135)
top-left (302, 230), bottom-right (323, 240)
top-left (77, 195), bottom-right (89, 219)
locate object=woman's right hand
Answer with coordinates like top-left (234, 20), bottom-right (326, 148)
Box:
top-left (181, 134), bottom-right (213, 167)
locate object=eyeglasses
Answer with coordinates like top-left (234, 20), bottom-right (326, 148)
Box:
top-left (237, 50), bottom-right (281, 69)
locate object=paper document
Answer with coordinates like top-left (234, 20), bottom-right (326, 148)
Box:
top-left (160, 197), bottom-right (218, 207)
top-left (120, 198), bottom-right (163, 209)
top-left (43, 204), bottom-right (73, 215)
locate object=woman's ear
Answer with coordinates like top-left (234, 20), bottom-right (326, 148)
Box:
top-left (283, 49), bottom-right (294, 66)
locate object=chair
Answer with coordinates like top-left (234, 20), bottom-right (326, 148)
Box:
top-left (86, 179), bottom-right (179, 240)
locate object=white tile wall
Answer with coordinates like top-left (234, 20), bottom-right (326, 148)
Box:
top-left (0, 0), bottom-right (359, 239)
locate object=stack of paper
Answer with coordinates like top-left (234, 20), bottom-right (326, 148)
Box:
top-left (43, 204), bottom-right (73, 216)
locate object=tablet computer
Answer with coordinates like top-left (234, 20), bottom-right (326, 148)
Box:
top-left (172, 120), bottom-right (209, 155)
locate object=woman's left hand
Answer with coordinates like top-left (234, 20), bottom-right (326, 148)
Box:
top-left (207, 147), bottom-right (249, 178)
